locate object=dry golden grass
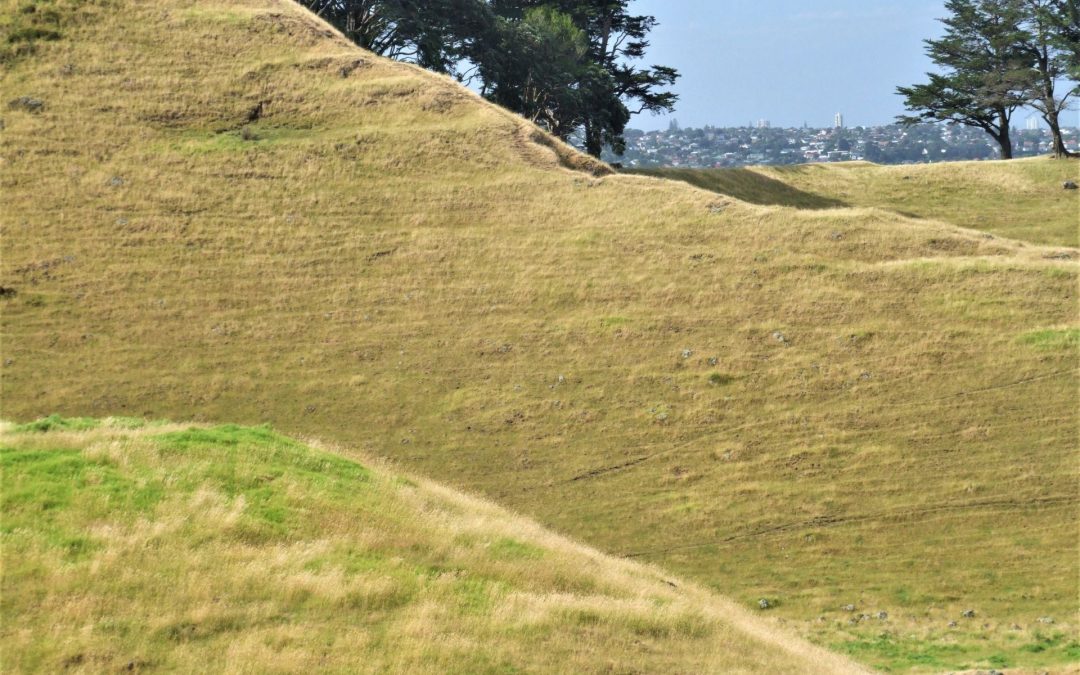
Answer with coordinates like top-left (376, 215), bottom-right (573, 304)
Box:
top-left (1, 419), bottom-right (868, 673)
top-left (635, 159), bottom-right (1080, 247)
top-left (1, 0), bottom-right (1078, 671)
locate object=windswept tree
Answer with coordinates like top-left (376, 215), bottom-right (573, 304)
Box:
top-left (898, 0), bottom-right (1033, 159)
top-left (1017, 0), bottom-right (1079, 157)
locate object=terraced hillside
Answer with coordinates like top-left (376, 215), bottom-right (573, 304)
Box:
top-left (2, 0), bottom-right (1077, 671)
top-left (632, 159), bottom-right (1080, 247)
top-left (2, 418), bottom-right (866, 673)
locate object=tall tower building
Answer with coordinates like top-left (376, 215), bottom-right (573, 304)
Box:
top-left (834, 112), bottom-right (844, 129)
top-left (1026, 116), bottom-right (1040, 130)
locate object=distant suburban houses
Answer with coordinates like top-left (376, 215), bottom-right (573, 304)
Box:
top-left (607, 122), bottom-right (1080, 168)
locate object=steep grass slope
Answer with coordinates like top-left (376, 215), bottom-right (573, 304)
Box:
top-left (632, 159), bottom-right (1080, 247)
top-left (2, 0), bottom-right (1078, 671)
top-left (2, 418), bottom-right (865, 673)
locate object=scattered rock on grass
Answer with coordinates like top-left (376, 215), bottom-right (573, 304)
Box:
top-left (961, 609), bottom-right (976, 618)
top-left (1037, 616), bottom-right (1055, 624)
top-left (1063, 181), bottom-right (1078, 190)
top-left (758, 598), bottom-right (771, 609)
top-left (7, 96), bottom-right (44, 113)
top-left (842, 604), bottom-right (856, 612)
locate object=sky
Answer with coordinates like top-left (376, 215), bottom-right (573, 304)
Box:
top-left (624, 0), bottom-right (1046, 130)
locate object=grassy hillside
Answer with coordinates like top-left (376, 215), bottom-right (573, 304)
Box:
top-left (1, 0), bottom-right (1077, 671)
top-left (2, 418), bottom-right (865, 673)
top-left (631, 159), bottom-right (1080, 247)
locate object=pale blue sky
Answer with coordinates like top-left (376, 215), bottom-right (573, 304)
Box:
top-left (628, 0), bottom-right (995, 129)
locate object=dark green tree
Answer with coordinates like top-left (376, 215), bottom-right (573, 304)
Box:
top-left (480, 8), bottom-right (594, 138)
top-left (1017, 0), bottom-right (1078, 157)
top-left (299, 0), bottom-right (495, 74)
top-left (299, 0), bottom-right (678, 158)
top-left (1051, 0), bottom-right (1080, 78)
top-left (898, 0), bottom-right (1032, 159)
top-left (505, 0), bottom-right (678, 155)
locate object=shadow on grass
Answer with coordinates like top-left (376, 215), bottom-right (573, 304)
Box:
top-left (626, 167), bottom-right (848, 210)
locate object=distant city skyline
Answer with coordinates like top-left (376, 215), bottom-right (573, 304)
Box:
top-left (627, 1), bottom-right (1080, 131)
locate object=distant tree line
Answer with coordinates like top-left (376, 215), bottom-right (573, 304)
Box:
top-left (298, 0), bottom-right (678, 157)
top-left (899, 0), bottom-right (1080, 159)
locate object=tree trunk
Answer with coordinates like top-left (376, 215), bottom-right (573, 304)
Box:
top-left (1043, 110), bottom-right (1074, 159)
top-left (1030, 29), bottom-right (1075, 159)
top-left (583, 120), bottom-right (602, 158)
top-left (995, 111), bottom-right (1013, 160)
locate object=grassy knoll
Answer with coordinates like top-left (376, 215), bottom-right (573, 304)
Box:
top-left (1, 0), bottom-right (1077, 671)
top-left (1, 418), bottom-right (864, 673)
top-left (633, 159), bottom-right (1080, 247)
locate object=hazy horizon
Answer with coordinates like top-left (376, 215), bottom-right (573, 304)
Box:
top-left (626, 0), bottom-right (1075, 131)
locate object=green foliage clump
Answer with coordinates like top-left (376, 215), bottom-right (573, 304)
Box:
top-left (2, 1), bottom-right (66, 63)
top-left (708, 373), bottom-right (736, 386)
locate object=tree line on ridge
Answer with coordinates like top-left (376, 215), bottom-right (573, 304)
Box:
top-left (298, 0), bottom-right (678, 158)
top-left (297, 1), bottom-right (1078, 162)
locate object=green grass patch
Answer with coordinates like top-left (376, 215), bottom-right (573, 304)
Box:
top-left (708, 373), bottom-right (736, 386)
top-left (1019, 328), bottom-right (1080, 350)
top-left (834, 634), bottom-right (971, 672)
top-left (162, 127), bottom-right (320, 154)
top-left (489, 537), bottom-right (545, 561)
top-left (156, 423), bottom-right (298, 451)
top-left (14, 414), bottom-right (100, 433)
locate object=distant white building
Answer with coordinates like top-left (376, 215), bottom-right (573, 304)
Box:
top-left (1025, 116), bottom-right (1040, 130)
top-left (756, 119), bottom-right (771, 129)
top-left (834, 112), bottom-right (844, 129)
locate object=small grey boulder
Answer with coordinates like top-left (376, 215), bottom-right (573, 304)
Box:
top-left (7, 96), bottom-right (44, 113)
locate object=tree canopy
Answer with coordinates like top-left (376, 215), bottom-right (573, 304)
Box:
top-left (299, 0), bottom-right (678, 157)
top-left (898, 0), bottom-right (1079, 159)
